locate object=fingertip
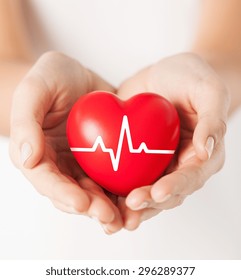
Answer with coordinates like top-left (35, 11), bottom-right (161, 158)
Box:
top-left (10, 121), bottom-right (45, 169)
top-left (51, 179), bottom-right (91, 214)
top-left (125, 187), bottom-right (150, 210)
top-left (193, 122), bottom-right (212, 161)
top-left (101, 212), bottom-right (124, 235)
top-left (102, 211), bottom-right (116, 224)
top-left (124, 212), bottom-right (141, 231)
top-left (117, 197), bottom-right (141, 231)
top-left (88, 198), bottom-right (116, 224)
top-left (152, 190), bottom-right (172, 204)
top-left (193, 115), bottom-right (226, 161)
top-left (151, 181), bottom-right (173, 203)
top-left (67, 187), bottom-right (91, 214)
top-left (193, 135), bottom-right (215, 161)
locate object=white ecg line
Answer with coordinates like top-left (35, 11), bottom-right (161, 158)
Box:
top-left (71, 115), bottom-right (175, 171)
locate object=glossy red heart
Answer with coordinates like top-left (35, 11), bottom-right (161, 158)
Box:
top-left (66, 91), bottom-right (180, 196)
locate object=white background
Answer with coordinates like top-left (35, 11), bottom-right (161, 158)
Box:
top-left (0, 0), bottom-right (240, 259)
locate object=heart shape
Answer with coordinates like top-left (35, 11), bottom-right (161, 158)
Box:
top-left (66, 91), bottom-right (180, 196)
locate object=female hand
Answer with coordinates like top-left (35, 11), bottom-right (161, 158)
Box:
top-left (9, 51), bottom-right (123, 234)
top-left (117, 53), bottom-right (230, 230)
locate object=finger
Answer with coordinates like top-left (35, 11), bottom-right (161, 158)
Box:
top-left (151, 160), bottom-right (207, 201)
top-left (151, 194), bottom-right (186, 210)
top-left (192, 80), bottom-right (229, 160)
top-left (122, 193), bottom-right (185, 230)
top-left (100, 212), bottom-right (123, 235)
top-left (51, 175), bottom-right (123, 233)
top-left (9, 76), bottom-right (50, 169)
top-left (79, 178), bottom-right (123, 233)
top-left (21, 155), bottom-right (91, 213)
top-left (125, 186), bottom-right (152, 211)
top-left (138, 196), bottom-right (185, 224)
top-left (52, 193), bottom-right (123, 234)
top-left (51, 199), bottom-right (83, 214)
top-left (9, 52), bottom-right (116, 170)
top-left (80, 178), bottom-right (115, 223)
top-left (99, 199), bottom-right (124, 234)
top-left (126, 184), bottom-right (186, 210)
top-left (85, 194), bottom-right (115, 224)
top-left (124, 210), bottom-right (142, 231)
top-left (118, 197), bottom-right (142, 231)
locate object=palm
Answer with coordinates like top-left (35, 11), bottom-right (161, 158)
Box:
top-left (44, 117), bottom-right (82, 181)
top-left (43, 108), bottom-right (117, 204)
top-left (9, 52), bottom-right (123, 233)
top-left (116, 54), bottom-right (227, 229)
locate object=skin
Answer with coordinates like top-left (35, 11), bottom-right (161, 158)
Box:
top-left (117, 53), bottom-right (229, 229)
top-left (1, 0), bottom-right (241, 233)
top-left (0, 0), bottom-right (33, 135)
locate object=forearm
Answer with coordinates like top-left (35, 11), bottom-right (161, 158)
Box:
top-left (192, 0), bottom-right (241, 116)
top-left (0, 0), bottom-right (35, 136)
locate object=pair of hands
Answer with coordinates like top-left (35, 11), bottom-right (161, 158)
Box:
top-left (9, 52), bottom-right (229, 234)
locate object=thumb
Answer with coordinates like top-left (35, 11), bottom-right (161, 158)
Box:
top-left (9, 77), bottom-right (48, 169)
top-left (192, 82), bottom-right (229, 161)
top-left (193, 117), bottom-right (227, 160)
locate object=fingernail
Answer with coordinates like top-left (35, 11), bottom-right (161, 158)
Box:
top-left (131, 201), bottom-right (149, 210)
top-left (92, 216), bottom-right (110, 234)
top-left (154, 193), bottom-right (171, 203)
top-left (101, 224), bottom-right (113, 235)
top-left (127, 195), bottom-right (148, 210)
top-left (205, 137), bottom-right (214, 159)
top-left (20, 142), bottom-right (32, 166)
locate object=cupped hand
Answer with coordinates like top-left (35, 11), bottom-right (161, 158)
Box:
top-left (9, 51), bottom-right (123, 234)
top-left (117, 53), bottom-right (230, 230)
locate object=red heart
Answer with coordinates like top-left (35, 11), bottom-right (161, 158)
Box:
top-left (66, 91), bottom-right (180, 196)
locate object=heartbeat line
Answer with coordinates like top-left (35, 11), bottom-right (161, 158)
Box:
top-left (70, 115), bottom-right (175, 171)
